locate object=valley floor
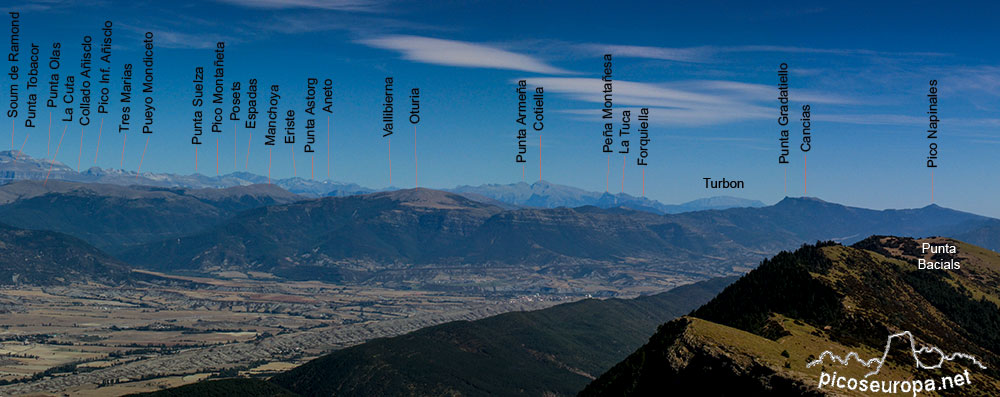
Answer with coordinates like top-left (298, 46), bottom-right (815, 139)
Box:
top-left (0, 271), bottom-right (584, 396)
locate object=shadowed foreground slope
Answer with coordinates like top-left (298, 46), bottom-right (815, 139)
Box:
top-left (138, 277), bottom-right (734, 396)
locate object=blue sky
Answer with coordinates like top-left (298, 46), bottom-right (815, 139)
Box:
top-left (6, 0), bottom-right (1000, 216)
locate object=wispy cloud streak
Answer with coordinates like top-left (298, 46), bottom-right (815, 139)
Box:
top-left (213, 0), bottom-right (386, 12)
top-left (576, 43), bottom-right (948, 63)
top-left (359, 35), bottom-right (573, 74)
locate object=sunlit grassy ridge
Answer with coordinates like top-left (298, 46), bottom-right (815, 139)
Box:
top-left (583, 237), bottom-right (1000, 395)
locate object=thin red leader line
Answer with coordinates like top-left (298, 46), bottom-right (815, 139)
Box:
top-left (414, 124), bottom-right (418, 188)
top-left (17, 132), bottom-right (29, 155)
top-left (136, 136), bottom-right (150, 180)
top-left (619, 155), bottom-right (625, 193)
top-left (326, 115), bottom-right (330, 179)
top-left (804, 154), bottom-right (808, 196)
top-left (15, 129), bottom-right (29, 171)
top-left (46, 113), bottom-right (51, 158)
top-left (76, 127), bottom-right (84, 170)
top-left (15, 131), bottom-right (29, 169)
top-left (245, 130), bottom-right (252, 170)
top-left (93, 118), bottom-right (104, 163)
top-left (605, 154), bottom-right (610, 192)
top-left (44, 125), bottom-right (69, 185)
top-left (215, 136), bottom-right (220, 175)
top-left (642, 168), bottom-right (645, 197)
top-left (537, 134), bottom-right (541, 181)
top-left (388, 137), bottom-right (392, 186)
top-left (120, 133), bottom-right (127, 168)
top-left (9, 120), bottom-right (13, 166)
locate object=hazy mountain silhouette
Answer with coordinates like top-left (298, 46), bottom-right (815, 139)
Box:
top-left (0, 150), bottom-right (372, 197)
top-left (121, 188), bottom-right (1000, 280)
top-left (1, 151), bottom-right (769, 214)
top-left (0, 180), bottom-right (303, 253)
top-left (451, 180), bottom-right (765, 214)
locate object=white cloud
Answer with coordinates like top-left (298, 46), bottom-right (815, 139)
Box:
top-left (3, 0), bottom-right (105, 12)
top-left (946, 66), bottom-right (1000, 97)
top-left (213, 0), bottom-right (385, 12)
top-left (120, 24), bottom-right (235, 49)
top-left (529, 78), bottom-right (738, 107)
top-left (154, 30), bottom-right (234, 49)
top-left (811, 114), bottom-right (1000, 130)
top-left (259, 13), bottom-right (442, 35)
top-left (721, 45), bottom-right (947, 58)
top-left (812, 114), bottom-right (924, 126)
top-left (576, 44), bottom-right (711, 63)
top-left (556, 106), bottom-right (770, 126)
top-left (690, 81), bottom-right (856, 105)
top-left (528, 77), bottom-right (868, 126)
top-left (537, 78), bottom-right (774, 126)
top-left (358, 35), bottom-right (573, 74)
top-left (573, 43), bottom-right (948, 63)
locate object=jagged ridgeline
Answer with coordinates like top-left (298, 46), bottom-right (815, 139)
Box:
top-left (0, 150), bottom-right (767, 213)
top-left (581, 237), bottom-right (1000, 395)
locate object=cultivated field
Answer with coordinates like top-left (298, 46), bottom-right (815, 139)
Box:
top-left (0, 271), bottom-right (578, 395)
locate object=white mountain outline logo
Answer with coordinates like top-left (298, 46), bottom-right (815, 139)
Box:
top-left (805, 330), bottom-right (987, 378)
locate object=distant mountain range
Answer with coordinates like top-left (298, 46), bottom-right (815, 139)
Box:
top-left (115, 188), bottom-right (1000, 284)
top-left (2, 172), bottom-right (999, 291)
top-left (0, 180), bottom-right (303, 254)
top-left (0, 150), bottom-right (373, 197)
top-left (0, 150), bottom-right (763, 214)
top-left (450, 180), bottom-right (765, 214)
